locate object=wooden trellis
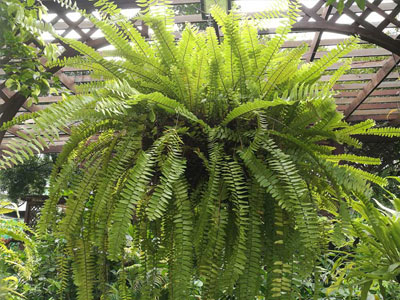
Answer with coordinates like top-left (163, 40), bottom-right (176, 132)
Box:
top-left (23, 195), bottom-right (49, 227)
top-left (0, 0), bottom-right (399, 154)
top-left (23, 195), bottom-right (66, 226)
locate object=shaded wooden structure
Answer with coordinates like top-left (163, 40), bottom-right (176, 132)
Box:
top-left (22, 195), bottom-right (67, 227)
top-left (23, 195), bottom-right (49, 227)
top-left (0, 0), bottom-right (400, 154)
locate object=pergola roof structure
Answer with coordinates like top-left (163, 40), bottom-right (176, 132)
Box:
top-left (0, 0), bottom-right (399, 153)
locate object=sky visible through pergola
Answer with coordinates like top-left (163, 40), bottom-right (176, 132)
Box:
top-left (41, 0), bottom-right (395, 50)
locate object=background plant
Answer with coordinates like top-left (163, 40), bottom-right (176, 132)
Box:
top-left (0, 0), bottom-right (59, 104)
top-left (0, 200), bottom-right (36, 299)
top-left (0, 154), bottom-right (55, 203)
top-left (328, 179), bottom-right (400, 300)
top-left (327, 0), bottom-right (366, 13)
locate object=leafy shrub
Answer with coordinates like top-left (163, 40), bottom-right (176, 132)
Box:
top-left (329, 179), bottom-right (400, 299)
top-left (0, 155), bottom-right (55, 203)
top-left (0, 201), bottom-right (35, 299)
top-left (0, 0), bottom-right (59, 104)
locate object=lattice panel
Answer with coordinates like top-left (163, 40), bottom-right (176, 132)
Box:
top-left (23, 196), bottom-right (48, 227)
top-left (294, 0), bottom-right (400, 56)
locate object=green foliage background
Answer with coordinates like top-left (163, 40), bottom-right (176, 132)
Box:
top-left (0, 155), bottom-right (55, 203)
top-left (0, 0), bottom-right (59, 103)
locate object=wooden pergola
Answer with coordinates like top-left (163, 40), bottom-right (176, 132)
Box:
top-left (0, 0), bottom-right (399, 153)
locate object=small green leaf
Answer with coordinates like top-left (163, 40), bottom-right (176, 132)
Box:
top-left (355, 0), bottom-right (366, 10)
top-left (360, 280), bottom-right (373, 300)
top-left (5, 79), bottom-right (14, 89)
top-left (26, 98), bottom-right (33, 107)
top-left (149, 108), bottom-right (156, 122)
top-left (337, 0), bottom-right (345, 13)
top-left (388, 262), bottom-right (400, 273)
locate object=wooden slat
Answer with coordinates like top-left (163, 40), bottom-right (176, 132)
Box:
top-left (335, 89), bottom-right (400, 97)
top-left (333, 81), bottom-right (400, 90)
top-left (53, 16), bottom-right (399, 31)
top-left (321, 72), bottom-right (399, 82)
top-left (328, 60), bottom-right (387, 71)
top-left (282, 38), bottom-right (371, 48)
top-left (314, 48), bottom-right (392, 59)
top-left (348, 108), bottom-right (396, 116)
top-left (68, 69), bottom-right (400, 85)
top-left (336, 96), bottom-right (400, 104)
top-left (346, 113), bottom-right (400, 121)
top-left (337, 102), bottom-right (400, 110)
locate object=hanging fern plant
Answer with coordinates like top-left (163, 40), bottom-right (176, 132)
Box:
top-left (2, 0), bottom-right (400, 299)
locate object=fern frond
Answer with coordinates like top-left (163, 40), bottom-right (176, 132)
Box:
top-left (221, 99), bottom-right (294, 126)
top-left (324, 59), bottom-right (352, 91)
top-left (221, 156), bottom-right (249, 290)
top-left (194, 143), bottom-right (223, 256)
top-left (147, 134), bottom-right (186, 220)
top-left (139, 14), bottom-right (177, 66)
top-left (363, 127), bottom-right (400, 138)
top-left (72, 238), bottom-right (95, 300)
top-left (169, 177), bottom-right (194, 300)
top-left (91, 132), bottom-right (142, 246)
top-left (0, 94), bottom-right (96, 169)
top-left (60, 156), bottom-right (103, 238)
top-left (341, 165), bottom-right (388, 187)
top-left (255, 23), bottom-right (293, 88)
top-left (107, 149), bottom-right (157, 260)
top-left (37, 161), bottom-right (76, 235)
top-left (237, 183), bottom-right (263, 300)
top-left (321, 154), bottom-right (381, 165)
top-left (261, 46), bottom-right (308, 98)
top-left (132, 92), bottom-right (209, 129)
top-left (293, 37), bottom-right (358, 85)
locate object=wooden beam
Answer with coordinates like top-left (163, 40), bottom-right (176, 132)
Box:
top-left (305, 4), bottom-right (333, 62)
top-left (0, 93), bottom-right (32, 143)
top-left (43, 0), bottom-right (200, 12)
top-left (344, 54), bottom-right (400, 119)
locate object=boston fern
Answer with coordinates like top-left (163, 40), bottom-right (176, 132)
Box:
top-left (1, 0), bottom-right (400, 299)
